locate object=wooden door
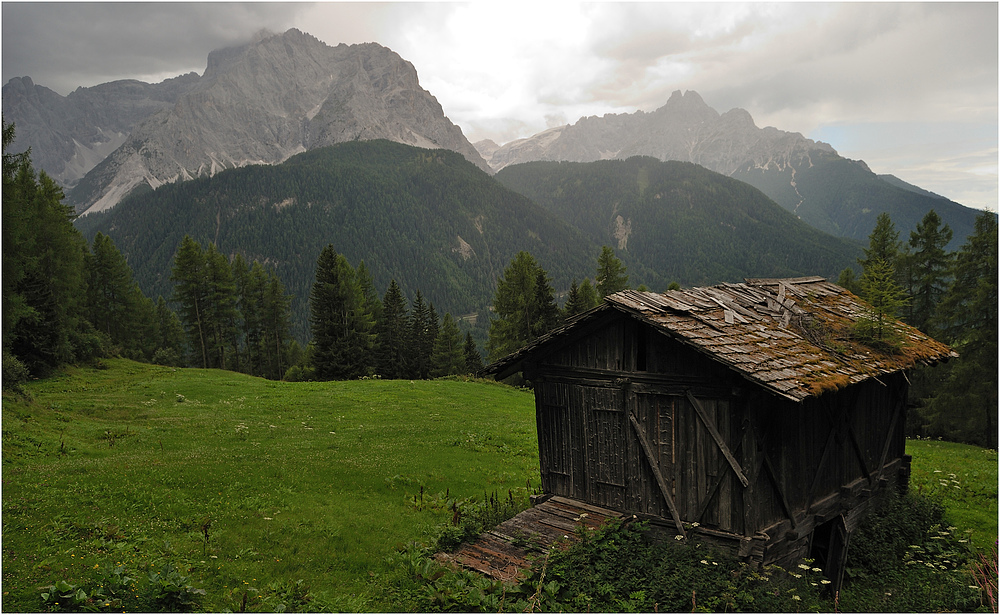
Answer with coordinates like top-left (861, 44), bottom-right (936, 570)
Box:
top-left (581, 386), bottom-right (627, 510)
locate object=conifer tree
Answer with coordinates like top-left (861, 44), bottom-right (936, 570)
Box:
top-left (579, 278), bottom-right (601, 309)
top-left (918, 212), bottom-right (998, 447)
top-left (260, 271), bottom-right (292, 380)
top-left (905, 209), bottom-right (953, 333)
top-left (375, 279), bottom-right (410, 379)
top-left (596, 246), bottom-right (629, 298)
top-left (532, 267), bottom-right (560, 337)
top-left (487, 251), bottom-right (558, 361)
top-left (309, 245), bottom-right (374, 380)
top-left (408, 291), bottom-right (438, 379)
top-left (463, 332), bottom-right (484, 374)
top-left (85, 232), bottom-right (147, 354)
top-left (205, 244), bottom-right (240, 370)
top-left (171, 235), bottom-right (210, 368)
top-left (853, 258), bottom-right (908, 347)
top-left (430, 313), bottom-right (465, 377)
top-left (3, 122), bottom-right (92, 375)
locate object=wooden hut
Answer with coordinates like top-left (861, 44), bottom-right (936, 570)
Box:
top-left (482, 276), bottom-right (955, 589)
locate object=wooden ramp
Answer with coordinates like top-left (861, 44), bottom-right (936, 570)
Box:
top-left (441, 496), bottom-right (624, 581)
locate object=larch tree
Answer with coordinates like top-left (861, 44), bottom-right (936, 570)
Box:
top-left (596, 246), bottom-right (629, 298)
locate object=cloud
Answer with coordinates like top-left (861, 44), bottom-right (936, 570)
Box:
top-left (1, 2), bottom-right (995, 209)
top-left (2, 2), bottom-right (307, 94)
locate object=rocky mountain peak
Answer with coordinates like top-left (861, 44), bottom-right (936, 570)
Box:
top-left (4, 28), bottom-right (489, 214)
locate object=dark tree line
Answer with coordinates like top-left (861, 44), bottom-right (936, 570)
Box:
top-left (170, 235), bottom-right (294, 380)
top-left (3, 121), bottom-right (185, 388)
top-left (289, 244), bottom-right (484, 381)
top-left (838, 209), bottom-right (998, 448)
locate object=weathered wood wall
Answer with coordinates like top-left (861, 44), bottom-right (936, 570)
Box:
top-left (531, 315), bottom-right (910, 558)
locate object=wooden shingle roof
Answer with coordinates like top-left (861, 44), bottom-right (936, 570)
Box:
top-left (484, 276), bottom-right (956, 402)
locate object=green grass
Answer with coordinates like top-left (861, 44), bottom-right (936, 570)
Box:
top-left (2, 359), bottom-right (539, 612)
top-left (3, 360), bottom-right (996, 612)
top-left (906, 439), bottom-right (998, 552)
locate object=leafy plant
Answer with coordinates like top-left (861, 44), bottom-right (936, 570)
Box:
top-left (145, 563), bottom-right (206, 611)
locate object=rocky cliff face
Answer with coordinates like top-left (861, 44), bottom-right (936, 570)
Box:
top-left (478, 90), bottom-right (835, 176)
top-left (5, 28), bottom-right (489, 213)
top-left (476, 90), bottom-right (985, 246)
top-left (2, 73), bottom-right (200, 189)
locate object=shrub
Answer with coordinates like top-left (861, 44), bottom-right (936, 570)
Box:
top-left (2, 350), bottom-right (30, 395)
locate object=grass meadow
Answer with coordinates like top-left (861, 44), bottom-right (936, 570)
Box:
top-left (2, 359), bottom-right (996, 612)
top-left (2, 359), bottom-right (539, 611)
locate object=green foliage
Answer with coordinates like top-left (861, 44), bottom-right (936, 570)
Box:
top-left (497, 157), bottom-right (862, 288)
top-left (852, 258), bottom-right (908, 349)
top-left (405, 519), bottom-right (831, 613)
top-left (836, 491), bottom-right (981, 612)
top-left (431, 314), bottom-right (466, 378)
top-left (76, 141), bottom-right (595, 343)
top-left (903, 209), bottom-right (953, 334)
top-left (3, 121), bottom-right (96, 375)
top-left (487, 252), bottom-right (559, 362)
top-left (915, 212), bottom-right (998, 448)
top-left (463, 332), bottom-right (485, 374)
top-left (309, 245), bottom-right (376, 380)
top-left (596, 245), bottom-right (629, 298)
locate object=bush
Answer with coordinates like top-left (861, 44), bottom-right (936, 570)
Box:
top-left (2, 350), bottom-right (30, 395)
top-left (838, 491), bottom-right (981, 612)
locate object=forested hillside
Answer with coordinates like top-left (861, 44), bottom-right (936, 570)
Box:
top-left (496, 158), bottom-right (864, 289)
top-left (76, 141), bottom-right (597, 341)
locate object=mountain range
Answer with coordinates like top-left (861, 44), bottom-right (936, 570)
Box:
top-left (3, 28), bottom-right (489, 214)
top-left (74, 140), bottom-right (861, 343)
top-left (3, 26), bottom-right (990, 327)
top-left (475, 90), bottom-right (982, 248)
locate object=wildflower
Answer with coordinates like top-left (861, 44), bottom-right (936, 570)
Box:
top-left (792, 595), bottom-right (801, 601)
top-left (821, 579), bottom-right (831, 585)
top-left (675, 535), bottom-right (684, 541)
top-left (701, 560), bottom-right (709, 565)
top-left (811, 567), bottom-right (822, 573)
top-left (798, 563), bottom-right (811, 570)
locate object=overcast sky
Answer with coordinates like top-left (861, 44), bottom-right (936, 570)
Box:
top-left (3, 2), bottom-right (997, 211)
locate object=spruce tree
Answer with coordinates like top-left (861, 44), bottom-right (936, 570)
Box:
top-left (486, 251), bottom-right (558, 362)
top-left (430, 313), bottom-right (465, 377)
top-left (309, 245), bottom-right (374, 380)
top-left (905, 209), bottom-right (953, 333)
top-left (463, 332), bottom-right (484, 374)
top-left (375, 279), bottom-right (410, 379)
top-left (204, 244), bottom-right (240, 370)
top-left (85, 232), bottom-right (147, 355)
top-left (919, 212), bottom-right (998, 446)
top-left (532, 267), bottom-right (560, 337)
top-left (260, 271), bottom-right (292, 380)
top-left (408, 291), bottom-right (438, 379)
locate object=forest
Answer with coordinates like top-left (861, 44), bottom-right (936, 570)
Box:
top-left (3, 121), bottom-right (997, 448)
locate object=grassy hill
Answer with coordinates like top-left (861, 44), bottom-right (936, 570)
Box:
top-left (3, 361), bottom-right (995, 612)
top-left (1, 359), bottom-right (539, 612)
